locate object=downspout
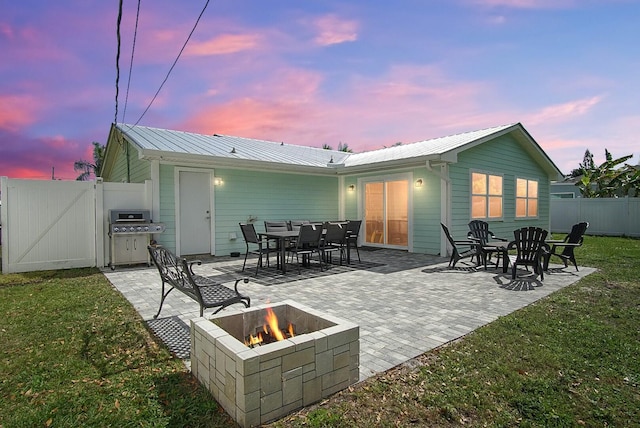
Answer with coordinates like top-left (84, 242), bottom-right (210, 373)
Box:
top-left (427, 160), bottom-right (451, 257)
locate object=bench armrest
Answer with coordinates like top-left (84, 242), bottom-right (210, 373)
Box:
top-left (187, 259), bottom-right (202, 274)
top-left (233, 278), bottom-right (250, 293)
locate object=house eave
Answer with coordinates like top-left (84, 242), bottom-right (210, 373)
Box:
top-left (139, 150), bottom-right (344, 175)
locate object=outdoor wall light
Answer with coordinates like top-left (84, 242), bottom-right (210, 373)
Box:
top-left (348, 184), bottom-right (356, 192)
top-left (213, 177), bottom-right (224, 186)
top-left (415, 178), bottom-right (424, 188)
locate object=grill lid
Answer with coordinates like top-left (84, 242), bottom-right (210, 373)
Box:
top-left (109, 209), bottom-right (151, 224)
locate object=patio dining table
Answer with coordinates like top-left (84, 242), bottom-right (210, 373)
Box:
top-left (260, 224), bottom-right (352, 274)
top-left (259, 230), bottom-right (300, 274)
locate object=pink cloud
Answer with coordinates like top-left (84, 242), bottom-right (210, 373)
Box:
top-left (0, 95), bottom-right (39, 131)
top-left (182, 62), bottom-right (509, 153)
top-left (184, 97), bottom-right (313, 139)
top-left (312, 15), bottom-right (358, 46)
top-left (186, 33), bottom-right (262, 56)
top-left (0, 130), bottom-right (82, 180)
top-left (182, 68), bottom-right (323, 138)
top-left (527, 96), bottom-right (603, 125)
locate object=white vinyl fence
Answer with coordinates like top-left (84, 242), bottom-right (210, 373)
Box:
top-left (551, 197), bottom-right (640, 237)
top-left (1, 177), bottom-right (152, 274)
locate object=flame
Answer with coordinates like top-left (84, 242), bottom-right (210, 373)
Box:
top-left (245, 332), bottom-right (263, 347)
top-left (245, 306), bottom-right (296, 347)
top-left (265, 307), bottom-right (286, 341)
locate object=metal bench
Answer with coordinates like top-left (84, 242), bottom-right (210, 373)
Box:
top-left (148, 245), bottom-right (250, 318)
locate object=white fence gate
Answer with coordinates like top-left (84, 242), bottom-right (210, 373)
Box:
top-left (551, 198), bottom-right (640, 237)
top-left (1, 177), bottom-right (151, 274)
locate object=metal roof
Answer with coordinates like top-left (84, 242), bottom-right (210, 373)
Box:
top-left (113, 122), bottom-right (561, 177)
top-left (343, 123), bottom-right (517, 167)
top-left (116, 124), bottom-right (349, 168)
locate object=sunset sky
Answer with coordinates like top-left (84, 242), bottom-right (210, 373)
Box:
top-left (1, 0), bottom-right (638, 181)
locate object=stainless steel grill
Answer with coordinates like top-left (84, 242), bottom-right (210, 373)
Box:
top-left (108, 209), bottom-right (165, 269)
top-left (109, 209), bottom-right (166, 234)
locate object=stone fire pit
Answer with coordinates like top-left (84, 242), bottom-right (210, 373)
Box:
top-left (190, 300), bottom-right (359, 427)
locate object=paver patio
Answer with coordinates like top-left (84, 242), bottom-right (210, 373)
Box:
top-left (102, 248), bottom-right (594, 382)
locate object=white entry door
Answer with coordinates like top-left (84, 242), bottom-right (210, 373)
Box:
top-left (178, 170), bottom-right (212, 255)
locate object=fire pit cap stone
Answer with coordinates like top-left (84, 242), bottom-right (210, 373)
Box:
top-left (217, 334), bottom-right (249, 355)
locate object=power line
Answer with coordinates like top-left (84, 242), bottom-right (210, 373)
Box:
top-left (131, 0), bottom-right (212, 127)
top-left (121, 0), bottom-right (142, 124)
top-left (114, 0), bottom-right (123, 124)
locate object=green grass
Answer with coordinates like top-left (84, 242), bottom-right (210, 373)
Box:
top-left (1, 236), bottom-right (639, 427)
top-left (0, 268), bottom-right (233, 427)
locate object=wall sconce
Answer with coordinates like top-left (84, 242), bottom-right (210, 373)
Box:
top-left (415, 178), bottom-right (423, 188)
top-left (213, 177), bottom-right (224, 186)
top-left (348, 184), bottom-right (356, 192)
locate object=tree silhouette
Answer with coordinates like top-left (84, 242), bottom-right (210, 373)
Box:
top-left (569, 149), bottom-right (595, 177)
top-left (74, 142), bottom-right (105, 181)
top-left (322, 142), bottom-right (353, 152)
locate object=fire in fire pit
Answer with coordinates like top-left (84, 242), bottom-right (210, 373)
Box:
top-left (245, 306), bottom-right (295, 347)
top-left (190, 300), bottom-right (359, 427)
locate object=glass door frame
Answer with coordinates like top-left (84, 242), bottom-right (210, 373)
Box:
top-left (357, 172), bottom-right (414, 250)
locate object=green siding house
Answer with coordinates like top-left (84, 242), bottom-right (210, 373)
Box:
top-left (101, 122), bottom-right (563, 258)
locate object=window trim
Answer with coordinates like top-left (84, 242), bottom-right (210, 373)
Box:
top-left (470, 170), bottom-right (504, 221)
top-left (515, 177), bottom-right (539, 219)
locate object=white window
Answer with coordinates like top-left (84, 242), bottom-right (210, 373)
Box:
top-left (471, 172), bottom-right (503, 219)
top-left (516, 178), bottom-right (539, 218)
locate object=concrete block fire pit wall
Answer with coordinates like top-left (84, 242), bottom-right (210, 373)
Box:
top-left (190, 300), bottom-right (360, 427)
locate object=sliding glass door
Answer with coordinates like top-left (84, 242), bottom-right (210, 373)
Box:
top-left (364, 179), bottom-right (408, 247)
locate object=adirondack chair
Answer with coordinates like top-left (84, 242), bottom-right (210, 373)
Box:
top-left (467, 220), bottom-right (508, 270)
top-left (507, 227), bottom-right (550, 280)
top-left (441, 223), bottom-right (477, 268)
top-left (543, 222), bottom-right (589, 271)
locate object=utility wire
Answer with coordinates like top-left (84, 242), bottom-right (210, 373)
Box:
top-left (114, 0), bottom-right (123, 125)
top-left (131, 0), bottom-right (211, 127)
top-left (121, 0), bottom-right (142, 124)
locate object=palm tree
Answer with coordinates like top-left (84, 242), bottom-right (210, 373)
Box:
top-left (337, 142), bottom-right (353, 153)
top-left (74, 142), bottom-right (105, 181)
top-left (321, 142), bottom-right (353, 152)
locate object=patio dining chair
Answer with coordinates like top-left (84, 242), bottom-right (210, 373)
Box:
top-left (289, 224), bottom-right (324, 274)
top-left (506, 226), bottom-right (550, 280)
top-left (441, 223), bottom-right (477, 268)
top-left (264, 220), bottom-right (293, 258)
top-left (239, 223), bottom-right (274, 276)
top-left (264, 220), bottom-right (290, 232)
top-left (467, 220), bottom-right (508, 270)
top-left (346, 219), bottom-right (362, 263)
top-left (321, 222), bottom-right (349, 265)
top-left (288, 220), bottom-right (310, 231)
top-left (543, 222), bottom-right (589, 271)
